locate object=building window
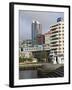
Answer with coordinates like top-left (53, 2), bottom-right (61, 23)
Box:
top-left (59, 31), bottom-right (61, 32)
top-left (51, 31), bottom-right (58, 33)
top-left (51, 38), bottom-right (59, 40)
top-left (51, 34), bottom-right (58, 37)
top-left (59, 27), bottom-right (61, 29)
top-left (59, 24), bottom-right (61, 25)
top-left (51, 44), bottom-right (60, 47)
top-left (21, 48), bottom-right (23, 51)
top-left (51, 41), bottom-right (57, 44)
top-left (59, 41), bottom-right (61, 43)
top-left (50, 28), bottom-right (57, 31)
top-left (57, 51), bottom-right (61, 53)
top-left (51, 48), bottom-right (57, 50)
top-left (50, 24), bottom-right (58, 28)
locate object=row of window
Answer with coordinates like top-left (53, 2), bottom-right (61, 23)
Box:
top-left (51, 44), bottom-right (64, 47)
top-left (51, 26), bottom-right (64, 31)
top-left (50, 24), bottom-right (61, 28)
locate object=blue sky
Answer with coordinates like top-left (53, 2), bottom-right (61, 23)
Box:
top-left (19, 10), bottom-right (64, 40)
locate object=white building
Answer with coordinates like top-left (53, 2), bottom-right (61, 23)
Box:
top-left (50, 19), bottom-right (64, 55)
top-left (50, 17), bottom-right (64, 64)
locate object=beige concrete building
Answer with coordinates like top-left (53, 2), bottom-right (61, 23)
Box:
top-left (50, 20), bottom-right (64, 57)
top-left (45, 31), bottom-right (51, 45)
top-left (44, 31), bottom-right (51, 49)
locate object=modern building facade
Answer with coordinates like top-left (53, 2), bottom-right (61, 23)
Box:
top-left (32, 20), bottom-right (42, 45)
top-left (50, 18), bottom-right (64, 58)
top-left (36, 34), bottom-right (45, 45)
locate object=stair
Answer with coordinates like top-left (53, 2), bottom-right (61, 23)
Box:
top-left (38, 66), bottom-right (64, 78)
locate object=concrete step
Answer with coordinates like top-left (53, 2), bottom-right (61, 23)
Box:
top-left (38, 66), bottom-right (64, 78)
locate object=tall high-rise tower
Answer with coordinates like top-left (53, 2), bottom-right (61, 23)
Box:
top-left (32, 20), bottom-right (42, 45)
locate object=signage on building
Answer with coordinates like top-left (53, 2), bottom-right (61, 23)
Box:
top-left (57, 17), bottom-right (62, 22)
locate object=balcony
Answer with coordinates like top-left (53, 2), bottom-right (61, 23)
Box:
top-left (50, 39), bottom-right (59, 43)
top-left (50, 33), bottom-right (59, 37)
top-left (51, 29), bottom-right (61, 33)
